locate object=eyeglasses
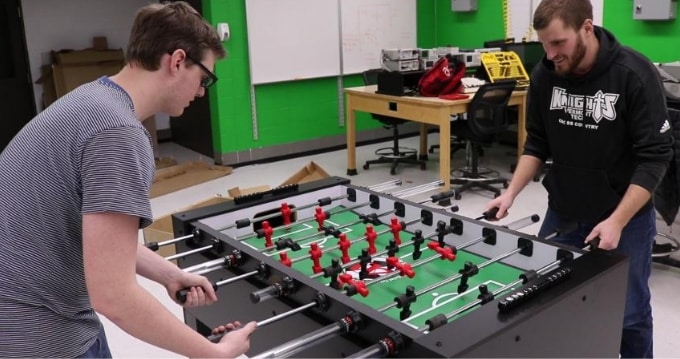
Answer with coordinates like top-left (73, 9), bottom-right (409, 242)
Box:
top-left (184, 52), bottom-right (218, 89)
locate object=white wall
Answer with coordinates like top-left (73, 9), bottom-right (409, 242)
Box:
top-left (21, 0), bottom-right (170, 129)
top-left (507, 0), bottom-right (604, 41)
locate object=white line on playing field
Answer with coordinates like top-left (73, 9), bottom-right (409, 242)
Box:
top-left (401, 280), bottom-right (505, 327)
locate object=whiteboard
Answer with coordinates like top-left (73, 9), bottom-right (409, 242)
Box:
top-left (245, 0), bottom-right (340, 85)
top-left (341, 0), bottom-right (417, 75)
top-left (245, 0), bottom-right (416, 84)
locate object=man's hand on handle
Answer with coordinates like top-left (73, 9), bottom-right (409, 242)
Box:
top-left (212, 321), bottom-right (258, 358)
top-left (167, 271), bottom-right (218, 307)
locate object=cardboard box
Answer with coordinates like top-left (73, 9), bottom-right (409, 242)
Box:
top-left (51, 48), bottom-right (125, 65)
top-left (53, 62), bottom-right (123, 96)
top-left (92, 36), bottom-right (109, 51)
top-left (227, 185), bottom-right (271, 198)
top-left (37, 65), bottom-right (57, 108)
top-left (36, 38), bottom-right (126, 109)
top-left (37, 61), bottom-right (124, 108)
top-left (155, 156), bottom-right (178, 169)
top-left (151, 161), bottom-right (233, 198)
top-left (143, 196), bottom-right (231, 259)
top-left (280, 161), bottom-right (330, 186)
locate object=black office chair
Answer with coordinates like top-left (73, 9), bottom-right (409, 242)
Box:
top-left (427, 116), bottom-right (468, 159)
top-left (362, 69), bottom-right (426, 175)
top-left (450, 80), bottom-right (517, 199)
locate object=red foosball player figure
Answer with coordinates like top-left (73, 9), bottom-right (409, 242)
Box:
top-left (364, 224), bottom-right (377, 254)
top-left (309, 242), bottom-right (323, 274)
top-left (337, 233), bottom-right (352, 264)
top-left (279, 252), bottom-right (292, 267)
top-left (427, 241), bottom-right (457, 261)
top-left (338, 273), bottom-right (369, 297)
top-left (280, 202), bottom-right (292, 229)
top-left (389, 217), bottom-right (403, 245)
top-left (261, 220), bottom-right (274, 247)
top-left (386, 256), bottom-right (415, 278)
top-left (314, 206), bottom-right (327, 231)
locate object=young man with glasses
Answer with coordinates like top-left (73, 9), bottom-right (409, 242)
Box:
top-left (0, 2), bottom-right (256, 358)
top-left (485, 0), bottom-right (671, 357)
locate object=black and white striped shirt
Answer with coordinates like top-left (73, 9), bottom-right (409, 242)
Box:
top-left (0, 77), bottom-right (154, 357)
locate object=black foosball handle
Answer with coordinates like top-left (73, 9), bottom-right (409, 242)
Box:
top-left (585, 237), bottom-right (601, 250)
top-left (176, 283), bottom-right (218, 303)
top-left (475, 207), bottom-right (500, 221)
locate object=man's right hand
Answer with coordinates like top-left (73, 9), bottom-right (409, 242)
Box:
top-left (215, 321), bottom-right (257, 358)
top-left (485, 193), bottom-right (514, 220)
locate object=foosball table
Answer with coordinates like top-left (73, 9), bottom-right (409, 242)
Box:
top-left (159, 177), bottom-right (629, 358)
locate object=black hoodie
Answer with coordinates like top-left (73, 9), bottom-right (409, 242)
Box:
top-left (524, 26), bottom-right (672, 223)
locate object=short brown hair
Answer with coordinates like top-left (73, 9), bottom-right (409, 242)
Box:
top-left (126, 1), bottom-right (226, 71)
top-left (533, 0), bottom-right (593, 31)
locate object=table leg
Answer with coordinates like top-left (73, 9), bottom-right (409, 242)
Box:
top-left (419, 124), bottom-right (428, 161)
top-left (439, 115), bottom-right (451, 190)
top-left (346, 96), bottom-right (357, 176)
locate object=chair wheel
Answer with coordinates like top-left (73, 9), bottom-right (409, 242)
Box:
top-left (532, 176), bottom-right (540, 182)
top-left (420, 163), bottom-right (426, 170)
top-left (454, 193), bottom-right (462, 200)
top-left (390, 168), bottom-right (396, 175)
top-left (363, 164), bottom-right (369, 170)
top-left (428, 148), bottom-right (434, 154)
top-left (494, 193), bottom-right (500, 198)
top-left (503, 182), bottom-right (509, 189)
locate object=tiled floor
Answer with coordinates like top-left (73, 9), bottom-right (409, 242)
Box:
top-left (103, 134), bottom-right (680, 357)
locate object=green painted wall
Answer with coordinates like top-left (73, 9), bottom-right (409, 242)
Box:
top-left (203, 0), bottom-right (679, 160)
top-left (603, 1), bottom-right (680, 63)
top-left (203, 0), bottom-right (379, 157)
top-left (433, 0), bottom-right (505, 49)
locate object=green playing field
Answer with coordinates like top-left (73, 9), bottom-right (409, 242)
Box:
top-left (239, 206), bottom-right (524, 329)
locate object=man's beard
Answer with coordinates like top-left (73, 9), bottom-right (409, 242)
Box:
top-left (555, 35), bottom-right (587, 76)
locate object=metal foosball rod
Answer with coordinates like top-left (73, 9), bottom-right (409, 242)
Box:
top-left (381, 225), bottom-right (573, 325)
top-left (176, 263), bottom-right (270, 303)
top-left (389, 181), bottom-right (456, 207)
top-left (416, 189), bottom-right (456, 205)
top-left (169, 205), bottom-right (384, 263)
top-left (310, 214), bottom-right (464, 282)
top-left (365, 214), bottom-right (543, 287)
top-left (240, 180), bottom-right (445, 244)
top-left (145, 229), bottom-right (200, 252)
top-left (383, 242), bottom-right (531, 312)
top-left (288, 216), bottom-right (422, 265)
top-left (234, 201), bottom-right (379, 242)
top-left (363, 179), bottom-right (403, 192)
top-left (447, 214), bottom-right (541, 252)
top-left (165, 238), bottom-right (223, 261)
top-left (249, 311), bottom-right (364, 359)
top-left (376, 214), bottom-right (541, 312)
top-left (182, 250), bottom-right (243, 276)
top-left (218, 179), bottom-right (404, 234)
top-left (215, 195), bottom-right (347, 233)
top-left (421, 256), bottom-right (572, 332)
top-left (182, 256), bottom-right (230, 275)
top-left (150, 180), bottom-right (402, 254)
top-left (389, 180), bottom-right (443, 198)
top-left (261, 209), bottom-right (396, 256)
top-left (308, 213), bottom-right (538, 282)
top-left (205, 293), bottom-right (330, 343)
